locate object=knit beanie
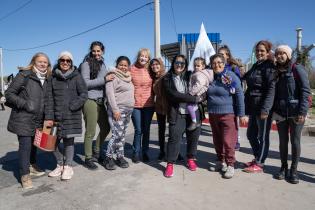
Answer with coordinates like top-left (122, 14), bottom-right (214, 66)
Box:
top-left (275, 45), bottom-right (292, 60)
top-left (58, 51), bottom-right (73, 61)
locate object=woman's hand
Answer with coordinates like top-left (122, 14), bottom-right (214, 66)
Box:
top-left (113, 111), bottom-right (121, 121)
top-left (260, 112), bottom-right (268, 120)
top-left (295, 115), bottom-right (305, 124)
top-left (105, 73), bottom-right (115, 82)
top-left (239, 116), bottom-right (248, 125)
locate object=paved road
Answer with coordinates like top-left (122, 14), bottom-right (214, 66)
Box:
top-left (0, 108), bottom-right (315, 210)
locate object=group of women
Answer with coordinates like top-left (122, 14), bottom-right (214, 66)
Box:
top-left (5, 40), bottom-right (311, 189)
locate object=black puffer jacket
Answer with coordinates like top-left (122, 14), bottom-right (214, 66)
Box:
top-left (163, 70), bottom-right (199, 124)
top-left (45, 67), bottom-right (87, 138)
top-left (243, 59), bottom-right (276, 116)
top-left (6, 70), bottom-right (48, 136)
top-left (273, 63), bottom-right (311, 117)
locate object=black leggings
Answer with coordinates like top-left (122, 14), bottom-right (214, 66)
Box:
top-left (157, 113), bottom-right (166, 154)
top-left (277, 118), bottom-right (304, 169)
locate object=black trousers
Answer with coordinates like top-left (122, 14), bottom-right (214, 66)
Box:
top-left (167, 112), bottom-right (201, 163)
top-left (157, 113), bottom-right (166, 154)
top-left (277, 118), bottom-right (304, 169)
top-left (17, 136), bottom-right (37, 176)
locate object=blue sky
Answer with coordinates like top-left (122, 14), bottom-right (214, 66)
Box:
top-left (1, 0), bottom-right (315, 75)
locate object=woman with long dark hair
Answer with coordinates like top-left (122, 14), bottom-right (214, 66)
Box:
top-left (162, 55), bottom-right (202, 177)
top-left (80, 41), bottom-right (110, 170)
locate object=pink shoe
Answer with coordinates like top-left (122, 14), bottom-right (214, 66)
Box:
top-left (164, 163), bottom-right (174, 178)
top-left (186, 159), bottom-right (197, 171)
top-left (243, 163), bottom-right (263, 173)
top-left (244, 159), bottom-right (256, 167)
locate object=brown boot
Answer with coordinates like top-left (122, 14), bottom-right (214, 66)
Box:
top-left (21, 174), bottom-right (33, 189)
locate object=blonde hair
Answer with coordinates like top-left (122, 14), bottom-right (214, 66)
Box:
top-left (135, 48), bottom-right (151, 68)
top-left (18, 52), bottom-right (52, 76)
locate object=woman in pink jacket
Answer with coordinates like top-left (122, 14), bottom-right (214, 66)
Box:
top-left (130, 48), bottom-right (155, 163)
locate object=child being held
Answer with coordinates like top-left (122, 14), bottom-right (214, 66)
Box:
top-left (187, 57), bottom-right (213, 131)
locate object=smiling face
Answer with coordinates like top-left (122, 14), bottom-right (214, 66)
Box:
top-left (34, 55), bottom-right (49, 72)
top-left (137, 51), bottom-right (149, 67)
top-left (275, 50), bottom-right (289, 65)
top-left (117, 59), bottom-right (129, 72)
top-left (255, 44), bottom-right (269, 62)
top-left (91, 45), bottom-right (103, 61)
top-left (150, 60), bottom-right (161, 75)
top-left (211, 57), bottom-right (225, 74)
top-left (59, 56), bottom-right (72, 71)
top-left (174, 57), bottom-right (186, 75)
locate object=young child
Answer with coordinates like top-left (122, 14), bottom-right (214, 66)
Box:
top-left (187, 57), bottom-right (213, 131)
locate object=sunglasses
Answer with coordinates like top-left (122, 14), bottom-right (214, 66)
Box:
top-left (175, 61), bottom-right (185, 66)
top-left (59, 59), bottom-right (72, 64)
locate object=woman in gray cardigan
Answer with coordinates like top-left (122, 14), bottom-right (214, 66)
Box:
top-left (80, 41), bottom-right (110, 170)
top-left (104, 56), bottom-right (134, 170)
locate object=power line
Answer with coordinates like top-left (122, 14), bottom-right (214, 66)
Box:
top-left (170, 0), bottom-right (178, 36)
top-left (0, 0), bottom-right (33, 23)
top-left (3, 2), bottom-right (154, 51)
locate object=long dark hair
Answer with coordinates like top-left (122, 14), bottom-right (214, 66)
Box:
top-left (83, 41), bottom-right (105, 79)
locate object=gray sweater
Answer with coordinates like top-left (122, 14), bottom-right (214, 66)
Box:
top-left (106, 71), bottom-right (134, 112)
top-left (80, 61), bottom-right (108, 99)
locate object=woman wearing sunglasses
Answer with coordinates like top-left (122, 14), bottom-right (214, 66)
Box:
top-left (45, 51), bottom-right (87, 180)
top-left (163, 55), bottom-right (202, 178)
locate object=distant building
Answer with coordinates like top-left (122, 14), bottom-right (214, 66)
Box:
top-left (161, 33), bottom-right (222, 68)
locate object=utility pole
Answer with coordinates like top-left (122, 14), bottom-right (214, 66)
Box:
top-left (0, 47), bottom-right (4, 95)
top-left (296, 28), bottom-right (302, 54)
top-left (154, 0), bottom-right (161, 58)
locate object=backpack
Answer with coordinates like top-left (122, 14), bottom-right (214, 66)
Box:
top-left (291, 63), bottom-right (313, 108)
top-left (4, 72), bottom-right (30, 108)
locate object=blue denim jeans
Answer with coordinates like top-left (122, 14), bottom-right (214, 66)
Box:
top-left (17, 136), bottom-right (37, 176)
top-left (246, 115), bottom-right (272, 164)
top-left (131, 107), bottom-right (154, 155)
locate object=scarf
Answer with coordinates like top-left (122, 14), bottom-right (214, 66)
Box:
top-left (55, 67), bottom-right (75, 79)
top-left (33, 66), bottom-right (47, 85)
top-left (215, 68), bottom-right (236, 94)
top-left (114, 69), bottom-right (131, 82)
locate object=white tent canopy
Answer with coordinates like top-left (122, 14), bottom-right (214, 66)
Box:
top-left (188, 23), bottom-right (216, 71)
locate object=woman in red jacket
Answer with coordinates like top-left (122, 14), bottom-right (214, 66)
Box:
top-left (130, 48), bottom-right (155, 163)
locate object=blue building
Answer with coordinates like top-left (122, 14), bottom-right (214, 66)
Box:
top-left (161, 33), bottom-right (222, 67)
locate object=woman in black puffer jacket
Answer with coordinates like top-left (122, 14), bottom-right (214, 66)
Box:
top-left (45, 51), bottom-right (87, 181)
top-left (6, 52), bottom-right (52, 189)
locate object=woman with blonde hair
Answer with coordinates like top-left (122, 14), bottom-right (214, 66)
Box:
top-left (130, 48), bottom-right (155, 163)
top-left (6, 52), bottom-right (52, 189)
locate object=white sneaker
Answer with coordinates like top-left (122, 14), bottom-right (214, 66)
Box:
top-left (209, 161), bottom-right (227, 172)
top-left (48, 164), bottom-right (63, 177)
top-left (223, 166), bottom-right (235, 179)
top-left (61, 165), bottom-right (73, 180)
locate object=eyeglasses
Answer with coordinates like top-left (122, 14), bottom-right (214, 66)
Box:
top-left (211, 61), bottom-right (224, 66)
top-left (59, 59), bottom-right (72, 64)
top-left (175, 61), bottom-right (185, 66)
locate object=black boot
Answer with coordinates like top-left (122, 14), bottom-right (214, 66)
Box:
top-left (84, 158), bottom-right (98, 170)
top-left (142, 153), bottom-right (150, 162)
top-left (132, 153), bottom-right (140, 164)
top-left (116, 157), bottom-right (129, 168)
top-left (274, 164), bottom-right (288, 180)
top-left (103, 157), bottom-right (117, 170)
top-left (289, 168), bottom-right (299, 184)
